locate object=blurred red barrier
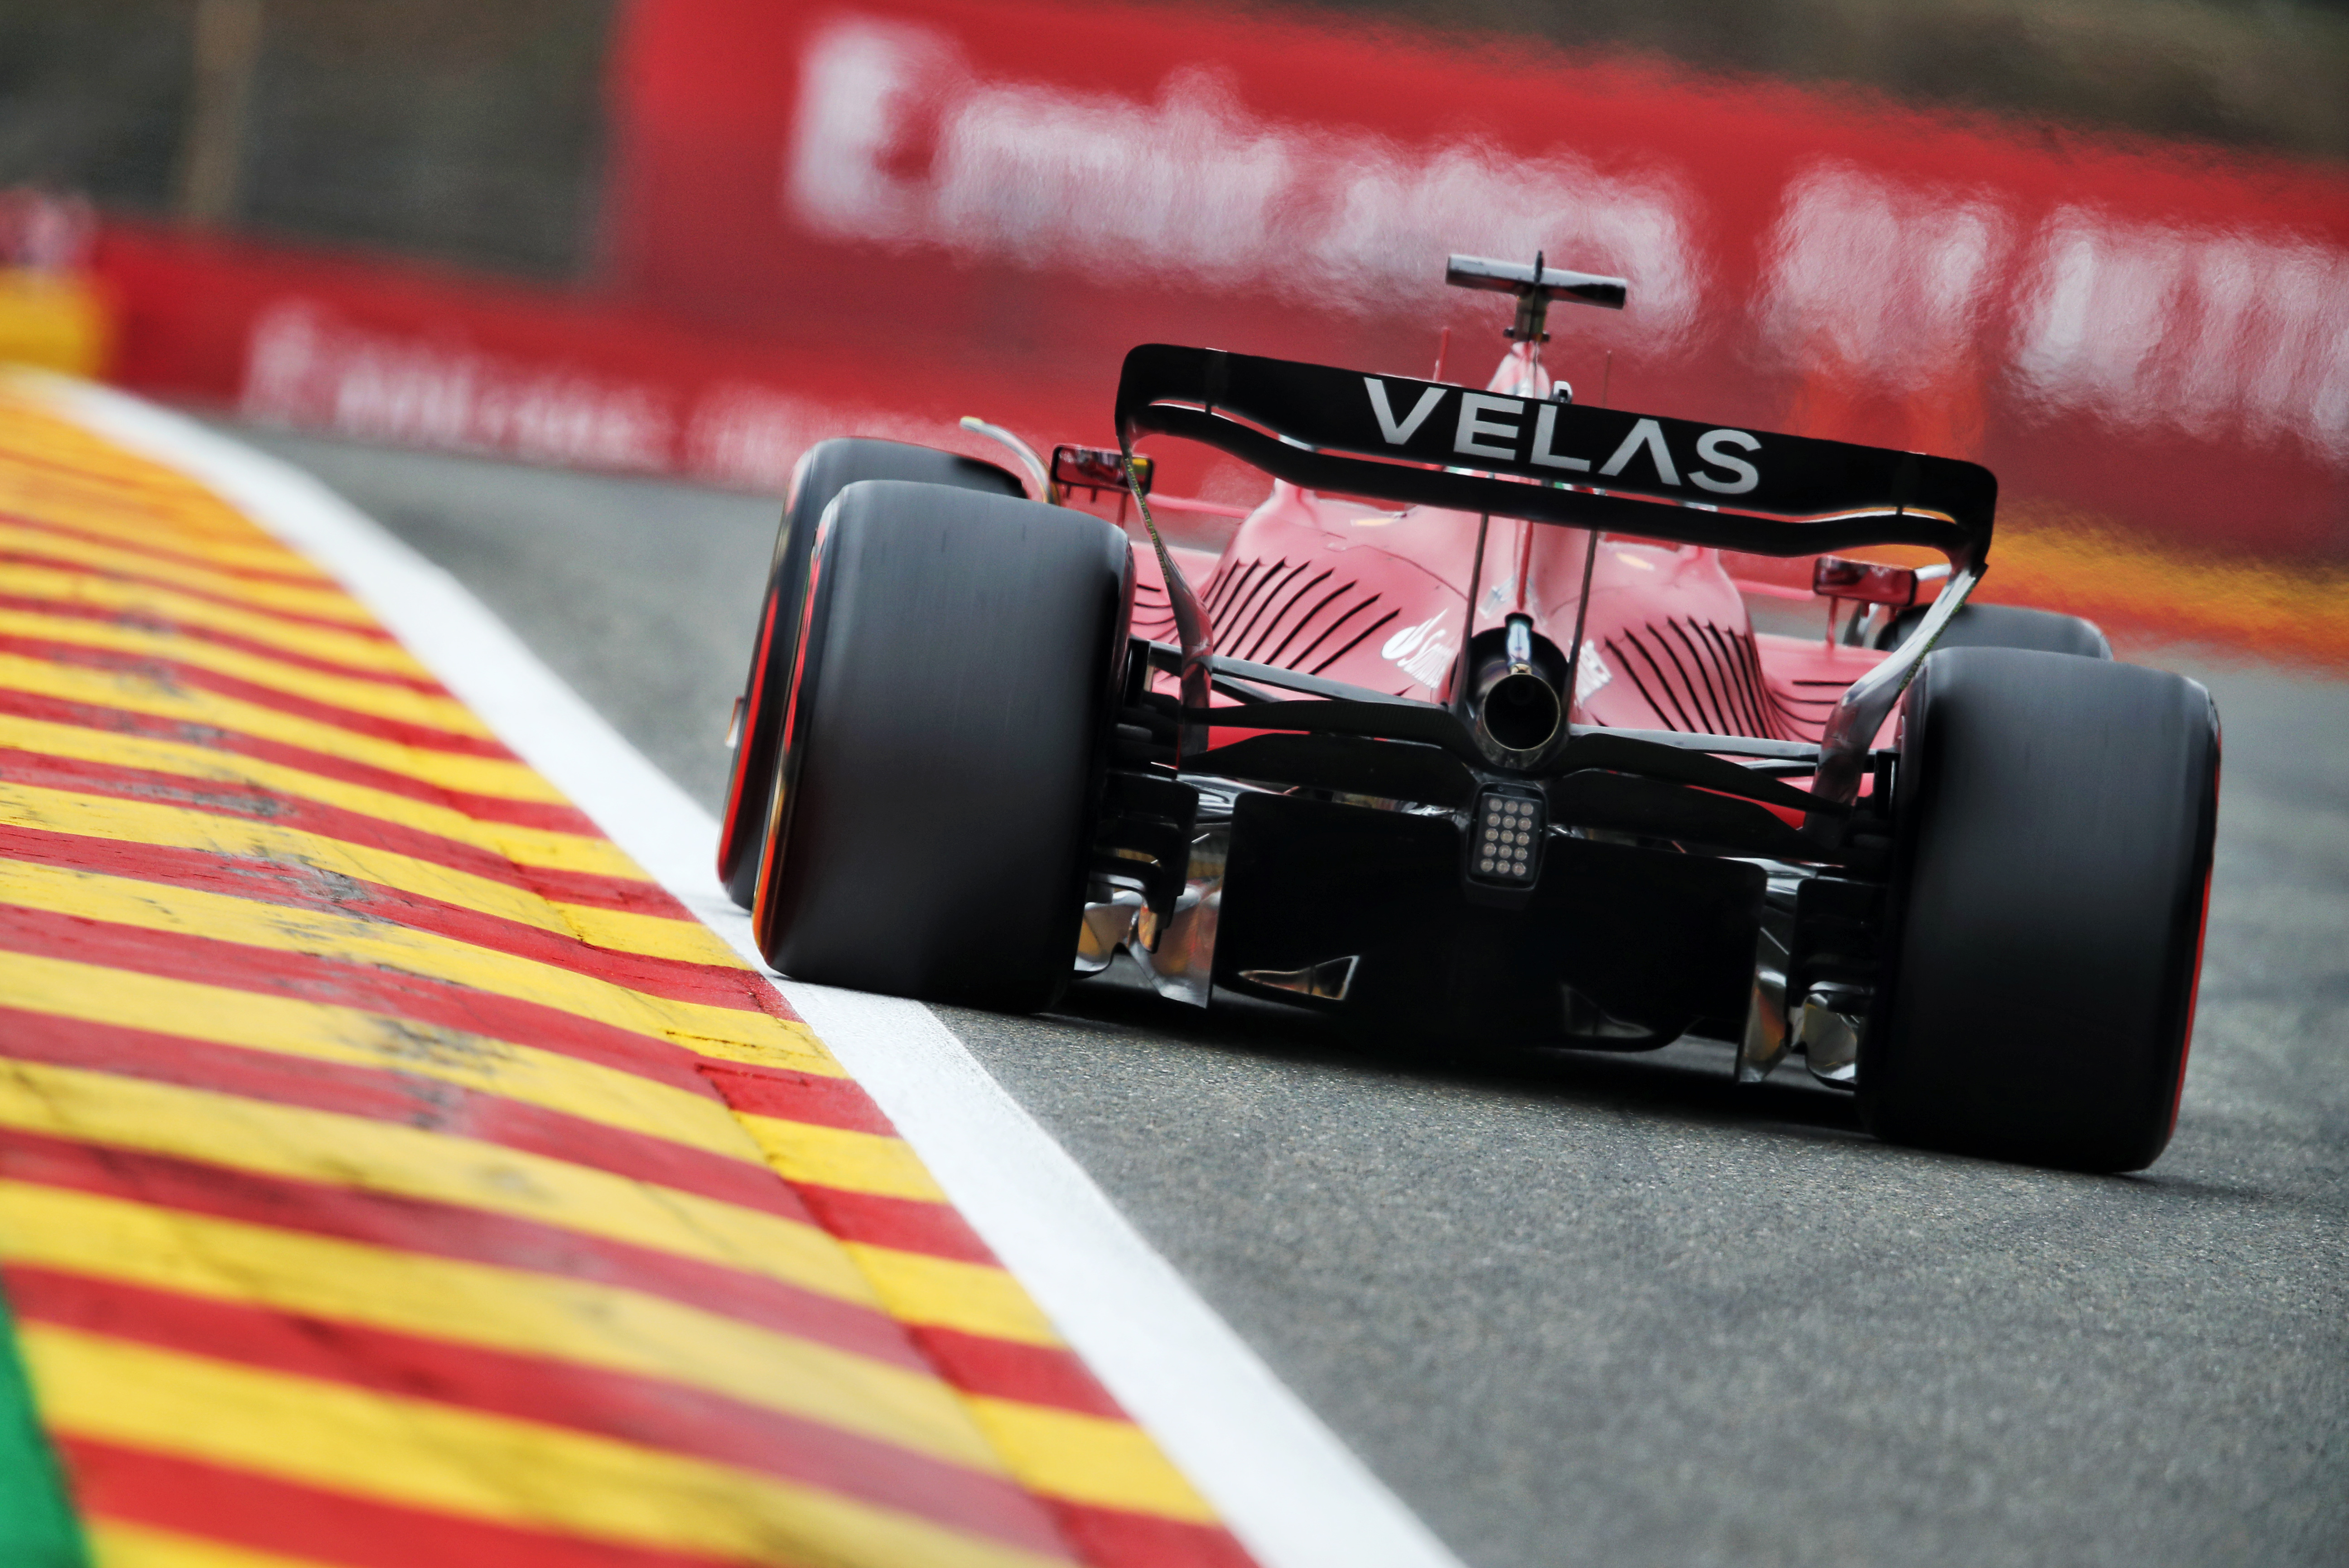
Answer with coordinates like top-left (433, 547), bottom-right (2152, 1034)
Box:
top-left (82, 0), bottom-right (2349, 573)
top-left (91, 221), bottom-right (1083, 490)
top-left (605, 0), bottom-right (2349, 559)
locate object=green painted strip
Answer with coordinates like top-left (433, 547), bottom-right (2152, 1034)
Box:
top-left (0, 1283), bottom-right (87, 1568)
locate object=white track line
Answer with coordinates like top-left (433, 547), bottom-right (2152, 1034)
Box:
top-left (43, 375), bottom-right (1468, 1568)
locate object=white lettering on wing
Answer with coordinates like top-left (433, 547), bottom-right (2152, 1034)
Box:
top-left (1597, 418), bottom-right (1680, 485)
top-left (1529, 403), bottom-right (1590, 471)
top-left (1690, 428), bottom-right (1761, 494)
top-left (1455, 394), bottom-right (1523, 460)
top-left (1365, 378), bottom-right (1445, 445)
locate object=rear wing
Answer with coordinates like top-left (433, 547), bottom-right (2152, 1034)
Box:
top-left (1113, 344), bottom-right (1994, 573)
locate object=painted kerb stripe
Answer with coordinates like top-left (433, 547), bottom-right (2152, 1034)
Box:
top-left (0, 379), bottom-right (1282, 1568)
top-left (32, 371), bottom-right (1471, 1568)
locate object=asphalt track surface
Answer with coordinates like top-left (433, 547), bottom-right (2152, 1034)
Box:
top-left (231, 424), bottom-right (2347, 1568)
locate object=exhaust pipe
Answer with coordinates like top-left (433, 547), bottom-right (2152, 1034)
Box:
top-left (1471, 614), bottom-right (1563, 761)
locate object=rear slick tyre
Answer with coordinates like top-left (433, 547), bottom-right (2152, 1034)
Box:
top-left (1860, 648), bottom-right (2220, 1172)
top-left (714, 440), bottom-right (1023, 908)
top-left (750, 480), bottom-right (1132, 1012)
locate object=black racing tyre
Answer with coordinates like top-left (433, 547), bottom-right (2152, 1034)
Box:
top-left (1861, 648), bottom-right (2220, 1171)
top-left (715, 440), bottom-right (1023, 908)
top-left (749, 480), bottom-right (1132, 1011)
top-left (1877, 601), bottom-right (2112, 659)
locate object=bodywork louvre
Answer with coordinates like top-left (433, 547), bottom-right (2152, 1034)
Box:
top-left (1311, 607), bottom-right (1402, 676)
top-left (1239, 565), bottom-right (1336, 662)
top-left (1258, 574), bottom-right (1350, 667)
top-left (1658, 619), bottom-right (1730, 735)
top-left (1615, 627), bottom-right (1700, 733)
top-left (1288, 590), bottom-right (1383, 670)
top-left (1226, 559), bottom-right (1311, 656)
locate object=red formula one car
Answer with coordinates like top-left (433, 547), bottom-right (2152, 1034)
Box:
top-left (716, 255), bottom-right (2219, 1172)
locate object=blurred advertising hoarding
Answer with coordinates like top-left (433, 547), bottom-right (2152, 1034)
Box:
top-left (603, 0), bottom-right (2349, 560)
top-left (102, 0), bottom-right (2349, 568)
top-left (100, 222), bottom-right (1018, 492)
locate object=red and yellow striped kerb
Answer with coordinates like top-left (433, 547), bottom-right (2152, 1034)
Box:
top-left (0, 381), bottom-right (1257, 1568)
